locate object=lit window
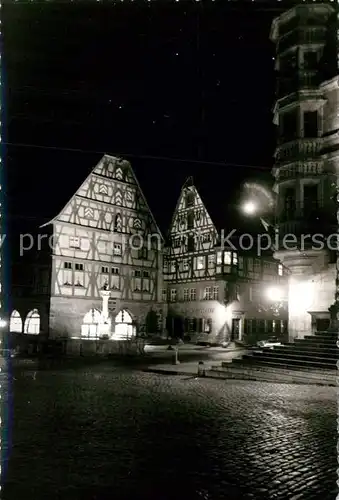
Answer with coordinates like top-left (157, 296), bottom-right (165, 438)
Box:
top-left (213, 286), bottom-right (219, 300)
top-left (203, 287), bottom-right (212, 300)
top-left (189, 288), bottom-right (196, 301)
top-left (232, 252), bottom-right (238, 265)
top-left (197, 256), bottom-right (205, 270)
top-left (216, 252), bottom-right (222, 265)
top-left (224, 251), bottom-right (232, 265)
top-left (278, 263), bottom-right (283, 276)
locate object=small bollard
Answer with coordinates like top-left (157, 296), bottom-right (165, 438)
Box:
top-left (197, 361), bottom-right (205, 377)
top-left (172, 347), bottom-right (180, 365)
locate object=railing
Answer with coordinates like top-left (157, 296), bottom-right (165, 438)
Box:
top-left (277, 28), bottom-right (326, 54)
top-left (275, 72), bottom-right (319, 98)
top-left (275, 139), bottom-right (322, 166)
top-left (275, 163), bottom-right (324, 182)
top-left (276, 215), bottom-right (337, 239)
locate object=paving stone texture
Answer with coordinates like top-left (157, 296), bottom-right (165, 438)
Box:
top-left (2, 364), bottom-right (337, 499)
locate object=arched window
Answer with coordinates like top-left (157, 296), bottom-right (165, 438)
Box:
top-left (112, 309), bottom-right (135, 340)
top-left (115, 309), bottom-right (132, 324)
top-left (24, 309), bottom-right (40, 335)
top-left (81, 309), bottom-right (101, 339)
top-left (10, 310), bottom-right (23, 333)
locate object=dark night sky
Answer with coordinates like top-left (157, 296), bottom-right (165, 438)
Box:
top-left (3, 1), bottom-right (290, 236)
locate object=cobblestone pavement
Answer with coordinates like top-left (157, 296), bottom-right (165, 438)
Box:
top-left (2, 364), bottom-right (338, 500)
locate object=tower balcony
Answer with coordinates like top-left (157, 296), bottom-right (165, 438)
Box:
top-left (275, 139), bottom-right (322, 166)
top-left (276, 204), bottom-right (337, 241)
top-left (277, 28), bottom-right (327, 55)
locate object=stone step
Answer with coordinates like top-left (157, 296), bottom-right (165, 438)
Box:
top-left (271, 347), bottom-right (338, 358)
top-left (208, 364), bottom-right (336, 386)
top-left (231, 355), bottom-right (336, 370)
top-left (253, 347), bottom-right (339, 360)
top-left (303, 336), bottom-right (337, 343)
top-left (224, 358), bottom-right (336, 373)
top-left (248, 350), bottom-right (338, 363)
top-left (293, 337), bottom-right (337, 347)
top-left (311, 338), bottom-right (338, 344)
top-left (276, 343), bottom-right (339, 352)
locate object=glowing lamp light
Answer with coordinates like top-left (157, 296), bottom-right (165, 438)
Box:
top-left (0, 320), bottom-right (6, 328)
top-left (289, 281), bottom-right (314, 313)
top-left (242, 200), bottom-right (257, 215)
top-left (266, 286), bottom-right (283, 302)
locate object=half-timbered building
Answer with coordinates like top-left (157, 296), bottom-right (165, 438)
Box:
top-left (9, 154), bottom-right (166, 342)
top-left (8, 157), bottom-right (287, 348)
top-left (164, 178), bottom-right (288, 345)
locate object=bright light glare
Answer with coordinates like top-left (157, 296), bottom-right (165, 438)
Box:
top-left (242, 201), bottom-right (257, 215)
top-left (266, 287), bottom-right (283, 302)
top-left (289, 281), bottom-right (314, 313)
top-left (0, 320), bottom-right (6, 328)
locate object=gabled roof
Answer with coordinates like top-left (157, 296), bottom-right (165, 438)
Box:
top-left (41, 154), bottom-right (163, 240)
top-left (165, 172), bottom-right (270, 248)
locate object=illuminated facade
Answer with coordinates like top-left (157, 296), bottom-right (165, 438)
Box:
top-left (9, 158), bottom-right (288, 346)
top-left (164, 179), bottom-right (288, 345)
top-left (270, 3), bottom-right (339, 340)
top-left (10, 155), bottom-right (166, 341)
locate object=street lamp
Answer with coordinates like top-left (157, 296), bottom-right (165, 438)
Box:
top-left (265, 286), bottom-right (283, 302)
top-left (262, 286), bottom-right (287, 317)
top-left (242, 200), bottom-right (258, 216)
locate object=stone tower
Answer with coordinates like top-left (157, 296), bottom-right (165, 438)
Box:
top-left (270, 3), bottom-right (339, 340)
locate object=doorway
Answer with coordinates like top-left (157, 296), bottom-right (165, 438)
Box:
top-left (231, 318), bottom-right (240, 341)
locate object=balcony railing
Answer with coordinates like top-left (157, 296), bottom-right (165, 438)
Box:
top-left (277, 28), bottom-right (326, 55)
top-left (276, 203), bottom-right (337, 238)
top-left (275, 163), bottom-right (323, 183)
top-left (275, 139), bottom-right (322, 165)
